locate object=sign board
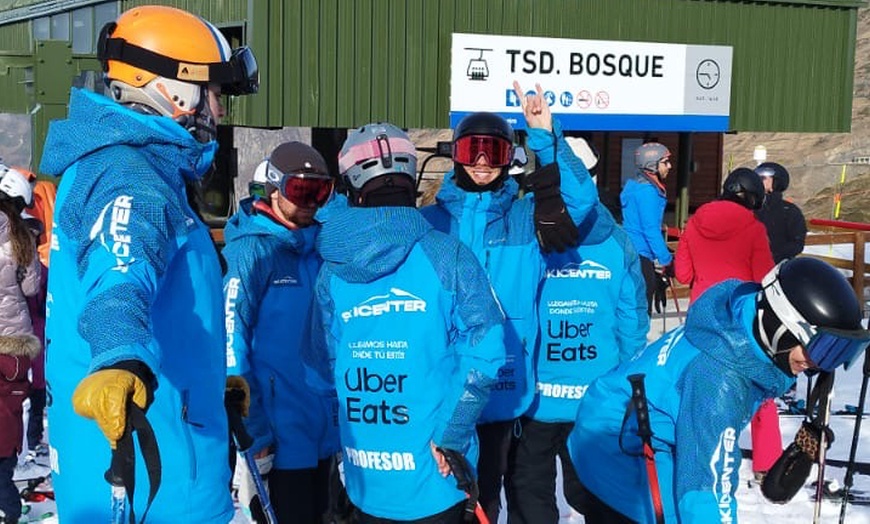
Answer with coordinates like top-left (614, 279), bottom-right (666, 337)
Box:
top-left (450, 33), bottom-right (733, 132)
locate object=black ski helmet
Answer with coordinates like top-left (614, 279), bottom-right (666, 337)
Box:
top-left (755, 162), bottom-right (790, 192)
top-left (453, 112), bottom-right (515, 144)
top-left (754, 257), bottom-right (870, 375)
top-left (721, 168), bottom-right (764, 210)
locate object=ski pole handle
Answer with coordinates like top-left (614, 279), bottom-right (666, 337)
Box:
top-left (628, 374), bottom-right (653, 439)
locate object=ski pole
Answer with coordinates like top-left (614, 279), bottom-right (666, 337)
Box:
top-left (225, 389), bottom-right (278, 524)
top-left (627, 373), bottom-right (665, 524)
top-left (107, 447), bottom-right (127, 524)
top-left (813, 371), bottom-right (835, 524)
top-left (839, 348), bottom-right (870, 524)
top-left (665, 275), bottom-right (683, 325)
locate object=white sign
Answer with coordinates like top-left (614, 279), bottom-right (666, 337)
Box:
top-left (450, 33), bottom-right (733, 132)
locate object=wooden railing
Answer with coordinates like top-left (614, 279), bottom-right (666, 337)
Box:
top-left (806, 219), bottom-right (868, 300)
top-left (665, 219), bottom-right (870, 302)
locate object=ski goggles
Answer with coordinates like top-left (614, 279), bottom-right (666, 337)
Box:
top-left (762, 263), bottom-right (870, 372)
top-left (279, 173), bottom-right (334, 208)
top-left (248, 182), bottom-right (266, 199)
top-left (452, 135), bottom-right (514, 167)
top-left (265, 162), bottom-right (333, 208)
top-left (804, 327), bottom-right (870, 372)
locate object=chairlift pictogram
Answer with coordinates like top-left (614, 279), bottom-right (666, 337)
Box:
top-left (465, 48), bottom-right (493, 81)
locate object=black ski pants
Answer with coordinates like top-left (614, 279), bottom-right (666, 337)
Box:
top-left (505, 418), bottom-right (575, 524)
top-left (27, 387), bottom-right (46, 449)
top-left (476, 420), bottom-right (515, 523)
top-left (269, 459), bottom-right (331, 524)
top-left (640, 255), bottom-right (657, 315)
top-left (0, 455), bottom-right (20, 522)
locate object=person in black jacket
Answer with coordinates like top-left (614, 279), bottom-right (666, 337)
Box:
top-left (755, 162), bottom-right (807, 263)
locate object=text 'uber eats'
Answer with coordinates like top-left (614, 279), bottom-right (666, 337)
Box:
top-left (344, 367), bottom-right (410, 424)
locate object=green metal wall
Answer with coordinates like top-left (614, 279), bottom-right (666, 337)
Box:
top-left (0, 0), bottom-right (864, 132)
top-left (243, 0), bottom-right (861, 132)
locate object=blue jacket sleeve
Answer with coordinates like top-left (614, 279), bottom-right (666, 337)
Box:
top-left (304, 267), bottom-right (339, 394)
top-left (433, 243), bottom-right (506, 454)
top-left (223, 238), bottom-right (274, 453)
top-left (676, 363), bottom-right (750, 523)
top-left (637, 186), bottom-right (673, 265)
top-left (526, 118), bottom-right (597, 226)
top-left (616, 238), bottom-right (649, 363)
top-left (76, 188), bottom-right (172, 374)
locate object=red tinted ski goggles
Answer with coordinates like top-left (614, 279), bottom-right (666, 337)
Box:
top-left (452, 135), bottom-right (514, 167)
top-left (275, 172), bottom-right (334, 208)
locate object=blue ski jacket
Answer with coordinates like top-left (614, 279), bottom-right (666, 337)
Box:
top-left (40, 88), bottom-right (234, 522)
top-left (621, 173), bottom-right (672, 265)
top-left (307, 198), bottom-right (506, 520)
top-left (527, 203), bottom-right (648, 423)
top-left (568, 280), bottom-right (795, 523)
top-left (222, 198), bottom-right (339, 469)
top-left (420, 120), bottom-right (597, 423)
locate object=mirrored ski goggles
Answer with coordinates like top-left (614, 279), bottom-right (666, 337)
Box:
top-left (804, 327), bottom-right (870, 372)
top-left (278, 173), bottom-right (334, 208)
top-left (248, 182), bottom-right (266, 199)
top-left (452, 135), bottom-right (514, 167)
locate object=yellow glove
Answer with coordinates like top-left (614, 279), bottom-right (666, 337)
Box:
top-left (226, 375), bottom-right (251, 417)
top-left (72, 369), bottom-right (150, 449)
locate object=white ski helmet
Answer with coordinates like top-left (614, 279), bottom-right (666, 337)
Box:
top-left (249, 159), bottom-right (269, 197)
top-left (0, 165), bottom-right (34, 210)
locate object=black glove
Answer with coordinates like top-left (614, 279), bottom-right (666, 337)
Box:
top-left (761, 420), bottom-right (834, 503)
top-left (525, 163), bottom-right (579, 254)
top-left (663, 262), bottom-right (675, 278)
top-left (437, 447), bottom-right (478, 522)
top-left (653, 270), bottom-right (669, 314)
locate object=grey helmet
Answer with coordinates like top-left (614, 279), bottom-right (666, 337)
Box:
top-left (634, 142), bottom-right (670, 173)
top-left (338, 122), bottom-right (418, 190)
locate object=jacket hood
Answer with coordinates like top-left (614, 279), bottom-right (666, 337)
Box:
top-left (223, 197), bottom-right (315, 255)
top-left (40, 88), bottom-right (217, 182)
top-left (692, 200), bottom-right (761, 241)
top-left (316, 195), bottom-right (432, 283)
top-left (0, 333), bottom-right (41, 359)
top-left (436, 171), bottom-right (519, 220)
top-left (684, 280), bottom-right (793, 397)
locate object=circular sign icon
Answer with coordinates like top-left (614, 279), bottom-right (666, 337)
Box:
top-left (560, 91), bottom-right (573, 107)
top-left (696, 59), bottom-right (720, 90)
top-left (594, 91), bottom-right (609, 109)
top-left (576, 90), bottom-right (592, 109)
top-left (544, 91), bottom-right (556, 106)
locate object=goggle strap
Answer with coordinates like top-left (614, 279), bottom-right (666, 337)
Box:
top-left (761, 268), bottom-right (816, 347)
top-left (99, 34), bottom-right (253, 91)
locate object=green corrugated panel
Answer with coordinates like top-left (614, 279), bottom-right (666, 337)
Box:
top-left (0, 19), bottom-right (29, 52)
top-left (369, 1), bottom-right (390, 123)
top-left (384, 0), bottom-right (407, 126)
top-left (352, 0), bottom-right (373, 126)
top-left (0, 56), bottom-right (30, 112)
top-left (304, 0), bottom-right (329, 127)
